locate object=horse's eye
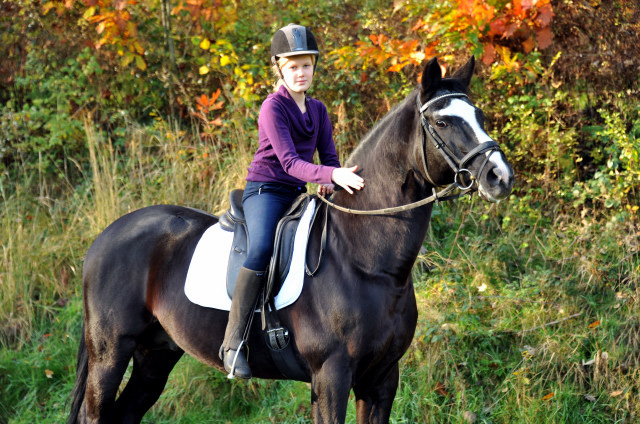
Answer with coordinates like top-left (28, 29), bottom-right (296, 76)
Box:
top-left (435, 120), bottom-right (447, 128)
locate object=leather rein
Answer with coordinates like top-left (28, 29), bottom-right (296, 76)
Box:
top-left (316, 92), bottom-right (503, 215)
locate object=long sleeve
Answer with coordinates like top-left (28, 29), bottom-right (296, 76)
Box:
top-left (259, 100), bottom-right (336, 184)
top-left (247, 86), bottom-right (341, 186)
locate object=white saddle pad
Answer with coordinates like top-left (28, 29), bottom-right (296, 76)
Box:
top-left (184, 199), bottom-right (316, 311)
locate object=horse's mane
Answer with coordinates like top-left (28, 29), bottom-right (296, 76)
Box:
top-left (345, 77), bottom-right (470, 167)
top-left (346, 90), bottom-right (417, 167)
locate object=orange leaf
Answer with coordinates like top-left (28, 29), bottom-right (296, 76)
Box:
top-left (435, 381), bottom-right (449, 396)
top-left (482, 42), bottom-right (496, 65)
top-left (610, 389), bottom-right (623, 397)
top-left (522, 36), bottom-right (535, 53)
top-left (588, 320), bottom-right (600, 329)
top-left (387, 62), bottom-right (408, 73)
top-left (535, 3), bottom-right (554, 27)
top-left (512, 0), bottom-right (524, 19)
top-left (457, 0), bottom-right (474, 15)
top-left (535, 27), bottom-right (553, 50)
top-left (471, 0), bottom-right (495, 23)
top-left (542, 392), bottom-right (554, 401)
top-left (489, 17), bottom-right (506, 37)
top-left (196, 94), bottom-right (209, 107)
top-left (209, 88), bottom-right (221, 103)
top-left (411, 18), bottom-right (426, 32)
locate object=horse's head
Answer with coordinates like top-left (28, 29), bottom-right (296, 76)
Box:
top-left (416, 57), bottom-right (514, 202)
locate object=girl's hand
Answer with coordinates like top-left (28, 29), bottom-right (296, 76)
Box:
top-left (317, 184), bottom-right (334, 197)
top-left (331, 165), bottom-right (365, 195)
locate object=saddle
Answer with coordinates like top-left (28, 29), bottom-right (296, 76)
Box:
top-left (219, 189), bottom-right (315, 381)
top-left (219, 189), bottom-right (312, 301)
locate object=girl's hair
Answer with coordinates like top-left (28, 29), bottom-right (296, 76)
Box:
top-left (272, 54), bottom-right (317, 91)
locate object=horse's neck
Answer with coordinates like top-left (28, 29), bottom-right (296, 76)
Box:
top-left (329, 176), bottom-right (432, 276)
top-left (329, 98), bottom-right (432, 281)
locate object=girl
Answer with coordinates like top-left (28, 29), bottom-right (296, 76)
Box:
top-left (220, 24), bottom-right (364, 379)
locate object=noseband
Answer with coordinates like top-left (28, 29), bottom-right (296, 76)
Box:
top-left (416, 92), bottom-right (501, 190)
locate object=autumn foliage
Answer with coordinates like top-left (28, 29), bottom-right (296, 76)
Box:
top-left (337, 0), bottom-right (554, 74)
top-left (2, 0), bottom-right (638, 215)
top-left (36, 0), bottom-right (556, 112)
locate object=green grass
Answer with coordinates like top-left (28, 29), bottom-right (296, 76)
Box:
top-left (1, 119), bottom-right (638, 423)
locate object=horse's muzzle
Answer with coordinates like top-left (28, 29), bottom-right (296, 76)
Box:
top-left (477, 151), bottom-right (514, 202)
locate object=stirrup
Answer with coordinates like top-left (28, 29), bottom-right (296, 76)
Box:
top-left (226, 340), bottom-right (245, 379)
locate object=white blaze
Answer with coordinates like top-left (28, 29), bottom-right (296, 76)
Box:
top-left (436, 99), bottom-right (511, 183)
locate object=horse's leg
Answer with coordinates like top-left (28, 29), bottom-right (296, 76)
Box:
top-left (353, 363), bottom-right (399, 424)
top-left (84, 333), bottom-right (137, 423)
top-left (310, 356), bottom-right (352, 424)
top-left (115, 344), bottom-right (184, 424)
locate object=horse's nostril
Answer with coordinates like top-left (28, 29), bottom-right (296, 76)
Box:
top-left (493, 168), bottom-right (503, 181)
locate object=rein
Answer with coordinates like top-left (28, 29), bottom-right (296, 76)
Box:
top-left (316, 182), bottom-right (471, 215)
top-left (317, 91), bottom-right (502, 216)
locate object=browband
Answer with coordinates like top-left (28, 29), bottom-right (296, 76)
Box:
top-left (419, 93), bottom-right (469, 114)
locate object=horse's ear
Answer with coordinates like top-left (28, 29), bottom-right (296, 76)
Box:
top-left (420, 57), bottom-right (442, 94)
top-left (451, 56), bottom-right (475, 87)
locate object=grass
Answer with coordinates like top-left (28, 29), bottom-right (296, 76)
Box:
top-left (0, 118), bottom-right (638, 423)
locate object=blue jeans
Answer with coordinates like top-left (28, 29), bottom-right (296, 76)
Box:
top-left (241, 181), bottom-right (306, 271)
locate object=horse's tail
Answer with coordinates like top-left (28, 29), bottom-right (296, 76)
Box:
top-left (67, 324), bottom-right (88, 424)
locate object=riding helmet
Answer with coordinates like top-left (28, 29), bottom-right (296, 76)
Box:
top-left (270, 24), bottom-right (319, 66)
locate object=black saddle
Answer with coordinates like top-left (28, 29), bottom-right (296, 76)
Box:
top-left (219, 189), bottom-right (315, 381)
top-left (219, 189), bottom-right (312, 301)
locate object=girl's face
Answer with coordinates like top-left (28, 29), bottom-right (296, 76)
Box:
top-left (279, 55), bottom-right (314, 93)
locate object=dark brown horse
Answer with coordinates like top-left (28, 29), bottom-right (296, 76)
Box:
top-left (68, 57), bottom-right (514, 423)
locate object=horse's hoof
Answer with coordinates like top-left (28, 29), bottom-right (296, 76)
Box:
top-left (223, 349), bottom-right (252, 379)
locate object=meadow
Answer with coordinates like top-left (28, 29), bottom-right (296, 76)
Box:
top-left (1, 0), bottom-right (639, 422)
top-left (1, 111), bottom-right (638, 422)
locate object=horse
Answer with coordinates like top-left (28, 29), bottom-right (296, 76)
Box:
top-left (67, 56), bottom-right (514, 424)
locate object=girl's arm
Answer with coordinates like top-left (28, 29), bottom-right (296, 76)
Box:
top-left (260, 101), bottom-right (336, 184)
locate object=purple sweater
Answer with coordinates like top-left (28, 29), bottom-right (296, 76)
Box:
top-left (246, 85), bottom-right (341, 186)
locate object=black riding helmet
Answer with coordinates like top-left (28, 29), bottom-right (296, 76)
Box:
top-left (270, 24), bottom-right (319, 69)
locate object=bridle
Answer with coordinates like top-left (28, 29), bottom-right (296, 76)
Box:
top-left (316, 91), bottom-right (504, 216)
top-left (416, 92), bottom-right (501, 192)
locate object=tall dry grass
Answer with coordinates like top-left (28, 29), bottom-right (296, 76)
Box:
top-left (0, 116), bottom-right (254, 346)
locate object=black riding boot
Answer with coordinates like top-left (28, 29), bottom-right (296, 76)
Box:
top-left (220, 267), bottom-right (264, 379)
